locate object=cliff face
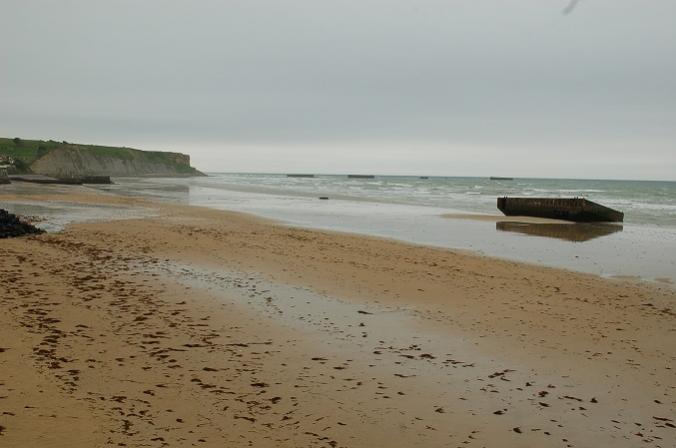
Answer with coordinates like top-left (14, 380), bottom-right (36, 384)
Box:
top-left (29, 147), bottom-right (202, 177)
top-left (0, 138), bottom-right (204, 177)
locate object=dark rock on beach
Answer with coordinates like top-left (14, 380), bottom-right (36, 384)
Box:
top-left (0, 208), bottom-right (45, 238)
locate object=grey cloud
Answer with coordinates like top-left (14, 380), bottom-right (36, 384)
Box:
top-left (1, 0), bottom-right (675, 179)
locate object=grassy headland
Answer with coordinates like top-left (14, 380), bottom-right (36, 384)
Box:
top-left (0, 137), bottom-right (202, 176)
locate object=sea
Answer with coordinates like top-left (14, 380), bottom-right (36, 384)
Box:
top-left (187, 174), bottom-right (676, 228)
top-left (6, 173), bottom-right (675, 285)
top-left (89, 173), bottom-right (674, 286)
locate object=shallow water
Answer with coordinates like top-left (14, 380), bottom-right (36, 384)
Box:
top-left (1, 199), bottom-right (156, 232)
top-left (94, 176), bottom-right (676, 285)
top-left (195, 174), bottom-right (676, 227)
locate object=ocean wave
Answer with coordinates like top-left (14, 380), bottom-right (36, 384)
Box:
top-left (203, 174), bottom-right (676, 227)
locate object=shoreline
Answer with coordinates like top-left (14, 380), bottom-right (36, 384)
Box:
top-left (111, 177), bottom-right (675, 285)
top-left (1, 183), bottom-right (674, 289)
top-left (1, 186), bottom-right (675, 446)
top-left (17, 176), bottom-right (673, 285)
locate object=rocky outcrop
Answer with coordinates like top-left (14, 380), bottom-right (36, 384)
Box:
top-left (0, 209), bottom-right (44, 238)
top-left (29, 146), bottom-right (203, 178)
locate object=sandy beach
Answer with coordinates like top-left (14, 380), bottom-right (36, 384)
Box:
top-left (1, 187), bottom-right (674, 447)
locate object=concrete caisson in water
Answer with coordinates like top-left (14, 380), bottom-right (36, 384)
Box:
top-left (497, 197), bottom-right (624, 222)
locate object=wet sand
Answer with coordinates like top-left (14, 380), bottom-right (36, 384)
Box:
top-left (442, 212), bottom-right (572, 224)
top-left (1, 188), bottom-right (674, 447)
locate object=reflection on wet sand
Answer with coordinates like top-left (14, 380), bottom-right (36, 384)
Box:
top-left (496, 221), bottom-right (623, 242)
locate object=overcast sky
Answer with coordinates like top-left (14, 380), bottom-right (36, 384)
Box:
top-left (1, 0), bottom-right (675, 179)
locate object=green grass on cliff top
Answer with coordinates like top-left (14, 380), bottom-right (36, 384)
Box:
top-left (0, 137), bottom-right (194, 172)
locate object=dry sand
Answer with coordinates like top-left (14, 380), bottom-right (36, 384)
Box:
top-left (1, 189), bottom-right (674, 447)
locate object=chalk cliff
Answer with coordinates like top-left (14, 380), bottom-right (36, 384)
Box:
top-left (0, 138), bottom-right (204, 177)
top-left (29, 146), bottom-right (203, 177)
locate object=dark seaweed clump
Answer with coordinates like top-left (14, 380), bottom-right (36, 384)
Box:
top-left (0, 209), bottom-right (44, 238)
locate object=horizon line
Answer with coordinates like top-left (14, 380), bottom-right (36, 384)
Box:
top-left (203, 171), bottom-right (676, 183)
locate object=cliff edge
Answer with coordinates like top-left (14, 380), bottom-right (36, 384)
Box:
top-left (0, 137), bottom-right (204, 177)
